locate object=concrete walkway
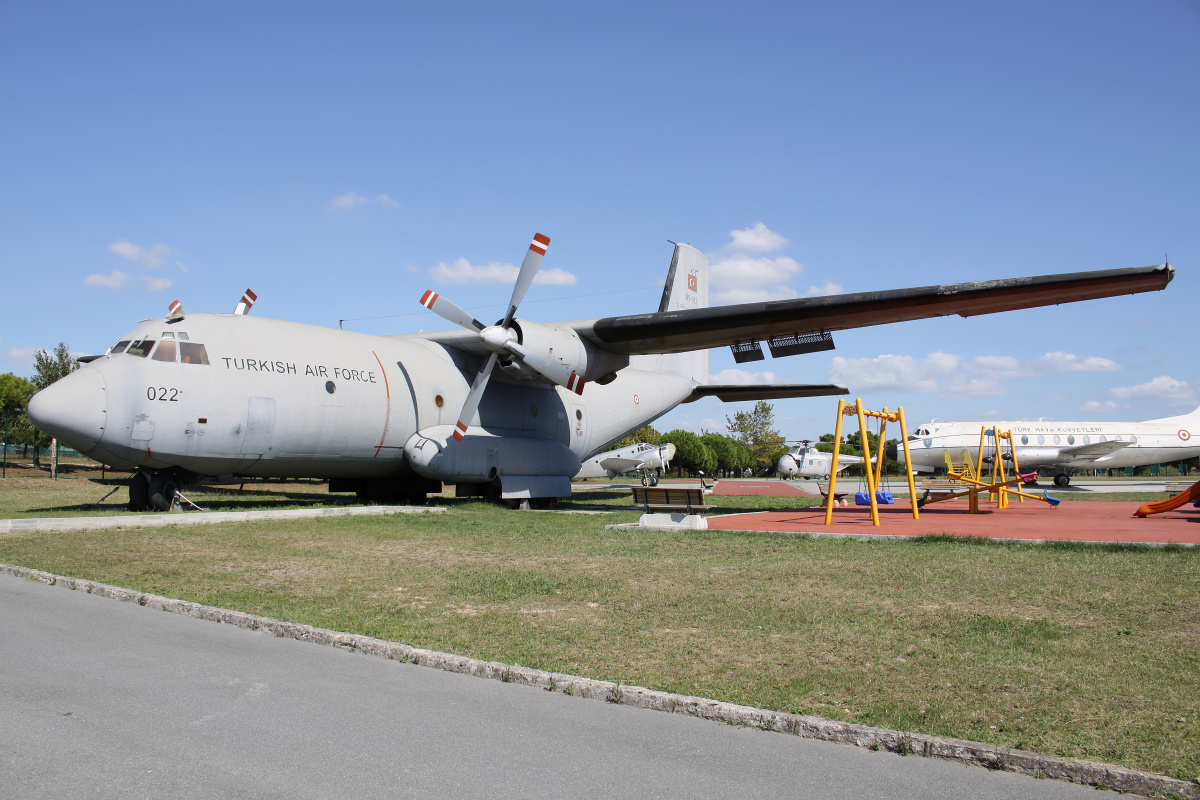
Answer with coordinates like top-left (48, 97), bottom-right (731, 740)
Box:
top-left (0, 504), bottom-right (443, 534)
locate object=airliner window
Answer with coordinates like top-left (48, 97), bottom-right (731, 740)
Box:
top-left (1067, 435), bottom-right (1075, 445)
top-left (126, 339), bottom-right (155, 358)
top-left (1021, 435), bottom-right (1029, 445)
top-left (109, 340), bottom-right (130, 354)
top-left (1083, 435), bottom-right (1090, 444)
top-left (1037, 435), bottom-right (1045, 445)
top-left (179, 342), bottom-right (209, 365)
top-left (1130, 435), bottom-right (1137, 444)
top-left (1053, 435), bottom-right (1060, 445)
top-left (152, 340), bottom-right (178, 362)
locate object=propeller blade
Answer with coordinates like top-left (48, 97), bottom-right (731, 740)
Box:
top-left (504, 341), bottom-right (585, 395)
top-left (453, 351), bottom-right (500, 441)
top-left (234, 288), bottom-right (257, 315)
top-left (502, 233), bottom-right (549, 327)
top-left (419, 290), bottom-right (485, 331)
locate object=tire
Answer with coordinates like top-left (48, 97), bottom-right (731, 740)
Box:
top-left (148, 473), bottom-right (179, 511)
top-left (1054, 474), bottom-right (1070, 488)
top-left (641, 474), bottom-right (651, 487)
top-left (128, 473), bottom-right (151, 511)
top-left (649, 475), bottom-right (659, 487)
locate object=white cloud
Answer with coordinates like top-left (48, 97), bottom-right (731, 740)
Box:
top-left (429, 258), bottom-right (576, 286)
top-left (1110, 376), bottom-right (1194, 402)
top-left (727, 222), bottom-right (788, 254)
top-left (84, 270), bottom-right (130, 289)
top-left (802, 280), bottom-right (844, 297)
top-left (142, 275), bottom-right (174, 292)
top-left (1081, 400), bottom-right (1119, 413)
top-left (5, 346), bottom-right (35, 363)
top-left (328, 191), bottom-right (399, 213)
top-left (828, 350), bottom-right (1123, 397)
top-left (110, 240), bottom-right (171, 269)
top-left (710, 368), bottom-right (781, 385)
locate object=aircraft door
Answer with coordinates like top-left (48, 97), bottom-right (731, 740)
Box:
top-left (241, 397), bottom-right (276, 455)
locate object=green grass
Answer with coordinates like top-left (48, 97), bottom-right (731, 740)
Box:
top-left (1, 482), bottom-right (1198, 783)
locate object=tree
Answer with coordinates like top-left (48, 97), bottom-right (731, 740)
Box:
top-left (726, 401), bottom-right (786, 473)
top-left (32, 342), bottom-right (78, 390)
top-left (700, 433), bottom-right (753, 477)
top-left (27, 341), bottom-right (78, 470)
top-left (612, 425), bottom-right (661, 450)
top-left (659, 430), bottom-right (716, 476)
top-left (0, 373), bottom-right (35, 418)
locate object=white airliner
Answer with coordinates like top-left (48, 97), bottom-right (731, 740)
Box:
top-left (26, 230), bottom-right (1172, 511)
top-left (575, 441), bottom-right (676, 485)
top-left (776, 440), bottom-right (863, 480)
top-left (887, 406), bottom-right (1200, 486)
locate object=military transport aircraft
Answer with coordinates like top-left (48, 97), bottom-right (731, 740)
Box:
top-left (27, 232), bottom-right (1173, 510)
top-left (776, 440), bottom-right (863, 480)
top-left (886, 405), bottom-right (1200, 486)
top-left (575, 441), bottom-right (676, 485)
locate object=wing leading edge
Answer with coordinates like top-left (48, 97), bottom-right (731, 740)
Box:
top-left (683, 383), bottom-right (849, 403)
top-left (583, 263), bottom-right (1173, 355)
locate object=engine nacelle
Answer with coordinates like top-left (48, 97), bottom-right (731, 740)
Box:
top-left (504, 320), bottom-right (628, 385)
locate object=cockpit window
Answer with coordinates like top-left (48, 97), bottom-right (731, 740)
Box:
top-left (161, 331), bottom-right (175, 340)
top-left (151, 340), bottom-right (178, 362)
top-left (179, 342), bottom-right (209, 365)
top-left (126, 339), bottom-right (155, 358)
top-left (177, 332), bottom-right (189, 340)
top-left (109, 340), bottom-right (130, 354)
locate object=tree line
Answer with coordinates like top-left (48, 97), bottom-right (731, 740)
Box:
top-left (1, 342), bottom-right (78, 467)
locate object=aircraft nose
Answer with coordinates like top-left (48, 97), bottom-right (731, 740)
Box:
top-left (884, 443), bottom-right (899, 462)
top-left (27, 367), bottom-right (107, 453)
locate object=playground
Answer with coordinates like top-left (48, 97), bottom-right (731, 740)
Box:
top-left (706, 494), bottom-right (1200, 546)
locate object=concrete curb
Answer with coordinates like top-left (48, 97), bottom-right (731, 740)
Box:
top-left (2, 563), bottom-right (1194, 800)
top-left (0, 505), bottom-right (445, 534)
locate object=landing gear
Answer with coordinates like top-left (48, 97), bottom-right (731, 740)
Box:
top-left (1053, 473), bottom-right (1071, 488)
top-left (128, 472), bottom-right (151, 511)
top-left (640, 472), bottom-right (659, 487)
top-left (148, 472), bottom-right (180, 511)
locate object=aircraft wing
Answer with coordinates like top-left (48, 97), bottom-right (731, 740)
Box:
top-left (580, 264), bottom-right (1173, 355)
top-left (683, 383), bottom-right (848, 403)
top-left (1055, 439), bottom-right (1131, 463)
top-left (598, 457), bottom-right (648, 473)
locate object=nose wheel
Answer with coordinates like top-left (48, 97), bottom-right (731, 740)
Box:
top-left (129, 471), bottom-right (181, 511)
top-left (1053, 473), bottom-right (1071, 487)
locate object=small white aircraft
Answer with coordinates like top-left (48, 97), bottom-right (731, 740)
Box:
top-left (776, 440), bottom-right (863, 480)
top-left (27, 231), bottom-right (1172, 510)
top-left (575, 441), bottom-right (676, 485)
top-left (888, 406), bottom-right (1200, 486)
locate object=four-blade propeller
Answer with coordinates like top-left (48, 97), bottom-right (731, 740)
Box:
top-left (420, 233), bottom-right (585, 442)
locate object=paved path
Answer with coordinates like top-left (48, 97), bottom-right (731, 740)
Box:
top-left (0, 574), bottom-right (1103, 800)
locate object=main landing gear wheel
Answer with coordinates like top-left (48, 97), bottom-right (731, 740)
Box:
top-left (641, 474), bottom-right (651, 487)
top-left (148, 473), bottom-right (180, 511)
top-left (1053, 474), bottom-right (1071, 488)
top-left (128, 472), bottom-right (151, 511)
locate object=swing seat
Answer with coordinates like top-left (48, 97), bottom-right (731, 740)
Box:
top-left (1043, 491), bottom-right (1062, 508)
top-left (876, 491), bottom-right (894, 504)
top-left (854, 492), bottom-right (872, 505)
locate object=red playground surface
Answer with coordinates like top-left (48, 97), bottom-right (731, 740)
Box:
top-left (710, 480), bottom-right (818, 497)
top-left (706, 493), bottom-right (1200, 546)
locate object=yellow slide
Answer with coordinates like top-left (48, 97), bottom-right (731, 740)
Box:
top-left (1134, 478), bottom-right (1200, 517)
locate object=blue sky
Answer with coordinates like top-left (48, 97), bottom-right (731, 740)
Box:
top-left (2, 1), bottom-right (1197, 440)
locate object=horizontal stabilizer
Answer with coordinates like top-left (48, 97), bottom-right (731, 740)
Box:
top-left (683, 383), bottom-right (849, 403)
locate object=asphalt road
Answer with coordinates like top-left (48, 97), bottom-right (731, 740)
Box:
top-left (0, 573), bottom-right (1104, 799)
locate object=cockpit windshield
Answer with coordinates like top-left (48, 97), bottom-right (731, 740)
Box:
top-left (113, 333), bottom-right (209, 365)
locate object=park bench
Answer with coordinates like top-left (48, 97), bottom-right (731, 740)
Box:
top-left (631, 485), bottom-right (714, 514)
top-left (1165, 480), bottom-right (1197, 494)
top-left (918, 479), bottom-right (965, 500)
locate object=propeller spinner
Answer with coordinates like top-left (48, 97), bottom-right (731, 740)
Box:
top-left (420, 233), bottom-right (585, 442)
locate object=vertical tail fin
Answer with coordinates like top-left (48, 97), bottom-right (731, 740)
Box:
top-left (648, 243), bottom-right (708, 382)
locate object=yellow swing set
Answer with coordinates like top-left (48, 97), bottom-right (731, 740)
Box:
top-left (823, 398), bottom-right (919, 527)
